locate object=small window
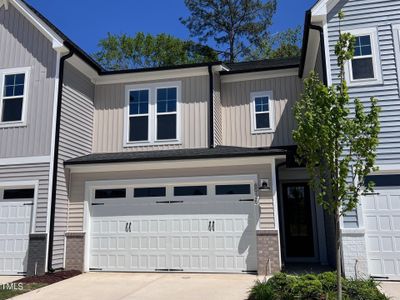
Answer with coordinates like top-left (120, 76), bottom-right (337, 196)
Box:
top-left (134, 187), bottom-right (166, 198)
top-left (351, 35), bottom-right (374, 80)
top-left (174, 186), bottom-right (207, 196)
top-left (1, 72), bottom-right (27, 123)
top-left (3, 188), bottom-right (34, 199)
top-left (251, 91), bottom-right (274, 133)
top-left (95, 189), bottom-right (126, 199)
top-left (156, 87), bottom-right (177, 140)
top-left (129, 90), bottom-right (149, 142)
top-left (216, 184), bottom-right (251, 195)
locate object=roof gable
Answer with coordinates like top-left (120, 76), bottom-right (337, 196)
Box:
top-left (311, 0), bottom-right (341, 19)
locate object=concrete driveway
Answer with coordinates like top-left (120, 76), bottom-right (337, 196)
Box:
top-left (13, 272), bottom-right (259, 300)
top-left (379, 282), bottom-right (400, 300)
top-left (0, 276), bottom-right (23, 284)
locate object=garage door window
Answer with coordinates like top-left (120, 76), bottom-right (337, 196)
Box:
top-left (216, 184), bottom-right (251, 195)
top-left (134, 187), bottom-right (166, 198)
top-left (95, 189), bottom-right (126, 199)
top-left (174, 186), bottom-right (207, 196)
top-left (3, 188), bottom-right (34, 199)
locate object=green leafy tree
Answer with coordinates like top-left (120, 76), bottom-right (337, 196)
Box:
top-left (293, 12), bottom-right (380, 300)
top-left (248, 26), bottom-right (302, 60)
top-left (94, 32), bottom-right (218, 70)
top-left (180, 0), bottom-right (277, 63)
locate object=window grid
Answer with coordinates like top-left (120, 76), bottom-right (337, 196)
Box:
top-left (254, 96), bottom-right (271, 130)
top-left (1, 72), bottom-right (27, 123)
top-left (128, 89), bottom-right (150, 142)
top-left (350, 33), bottom-right (376, 81)
top-left (156, 87), bottom-right (178, 141)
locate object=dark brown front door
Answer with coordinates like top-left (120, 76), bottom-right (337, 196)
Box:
top-left (282, 183), bottom-right (314, 258)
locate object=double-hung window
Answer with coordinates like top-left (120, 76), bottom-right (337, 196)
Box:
top-left (156, 87), bottom-right (177, 140)
top-left (346, 28), bottom-right (382, 85)
top-left (129, 89), bottom-right (150, 142)
top-left (125, 82), bottom-right (181, 146)
top-left (250, 91), bottom-right (274, 133)
top-left (0, 68), bottom-right (30, 126)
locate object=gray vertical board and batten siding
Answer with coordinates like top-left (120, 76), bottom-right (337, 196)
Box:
top-left (327, 0), bottom-right (400, 227)
top-left (221, 75), bottom-right (303, 148)
top-left (0, 4), bottom-right (57, 158)
top-left (52, 62), bottom-right (94, 268)
top-left (93, 76), bottom-right (209, 153)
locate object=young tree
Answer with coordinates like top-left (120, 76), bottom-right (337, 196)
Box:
top-left (293, 13), bottom-right (380, 300)
top-left (180, 0), bottom-right (277, 62)
top-left (94, 32), bottom-right (218, 70)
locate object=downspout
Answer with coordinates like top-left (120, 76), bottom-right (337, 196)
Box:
top-left (309, 24), bottom-right (328, 86)
top-left (47, 49), bottom-right (73, 273)
top-left (208, 65), bottom-right (215, 148)
top-left (275, 161), bottom-right (286, 269)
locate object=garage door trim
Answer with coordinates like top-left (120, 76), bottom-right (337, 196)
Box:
top-left (83, 174), bottom-right (259, 273)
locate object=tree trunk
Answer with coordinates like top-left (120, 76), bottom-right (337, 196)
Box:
top-left (335, 207), bottom-right (342, 300)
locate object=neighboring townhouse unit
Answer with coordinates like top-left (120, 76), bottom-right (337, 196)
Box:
top-left (301, 0), bottom-right (400, 280)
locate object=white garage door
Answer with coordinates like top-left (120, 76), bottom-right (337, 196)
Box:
top-left (364, 188), bottom-right (400, 280)
top-left (0, 188), bottom-right (34, 275)
top-left (89, 179), bottom-right (258, 273)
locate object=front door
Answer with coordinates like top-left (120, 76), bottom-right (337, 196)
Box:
top-left (282, 183), bottom-right (315, 259)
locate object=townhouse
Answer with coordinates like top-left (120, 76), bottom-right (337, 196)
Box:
top-left (0, 0), bottom-right (398, 281)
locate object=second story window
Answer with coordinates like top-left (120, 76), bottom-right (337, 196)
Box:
top-left (250, 91), bottom-right (274, 134)
top-left (346, 28), bottom-right (382, 86)
top-left (0, 68), bottom-right (30, 126)
top-left (125, 82), bottom-right (181, 146)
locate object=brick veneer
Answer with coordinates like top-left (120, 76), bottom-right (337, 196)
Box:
top-left (65, 232), bottom-right (85, 271)
top-left (256, 229), bottom-right (281, 275)
top-left (26, 233), bottom-right (47, 276)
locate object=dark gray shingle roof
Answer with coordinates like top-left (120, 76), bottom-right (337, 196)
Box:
top-left (65, 146), bottom-right (286, 166)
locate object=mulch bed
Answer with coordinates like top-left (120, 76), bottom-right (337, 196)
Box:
top-left (15, 270), bottom-right (81, 285)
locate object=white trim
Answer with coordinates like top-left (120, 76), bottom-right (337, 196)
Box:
top-left (250, 91), bottom-right (275, 134)
top-left (0, 67), bottom-right (31, 128)
top-left (45, 50), bottom-right (62, 272)
top-left (10, 0), bottom-right (64, 50)
top-left (372, 164), bottom-right (400, 174)
top-left (0, 180), bottom-right (39, 234)
top-left (124, 81), bottom-right (182, 147)
top-left (83, 174), bottom-right (259, 272)
top-left (66, 155), bottom-right (284, 174)
top-left (221, 68), bottom-right (298, 83)
top-left (344, 27), bottom-right (383, 87)
top-left (271, 159), bottom-right (282, 270)
top-left (323, 21), bottom-right (333, 86)
top-left (311, 0), bottom-right (340, 18)
top-left (0, 155), bottom-right (51, 166)
top-left (392, 24), bottom-right (400, 93)
top-left (95, 67), bottom-right (209, 85)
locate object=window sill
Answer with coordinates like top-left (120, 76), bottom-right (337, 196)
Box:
top-left (347, 78), bottom-right (383, 87)
top-left (251, 129), bottom-right (275, 135)
top-left (0, 121), bottom-right (27, 129)
top-left (124, 139), bottom-right (182, 148)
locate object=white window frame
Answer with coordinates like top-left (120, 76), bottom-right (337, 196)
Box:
top-left (126, 88), bottom-right (151, 144)
top-left (345, 27), bottom-right (382, 87)
top-left (0, 67), bottom-right (31, 128)
top-left (392, 24), bottom-right (400, 93)
top-left (124, 81), bottom-right (181, 147)
top-left (250, 91), bottom-right (275, 134)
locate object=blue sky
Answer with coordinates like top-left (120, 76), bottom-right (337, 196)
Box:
top-left (26, 0), bottom-right (316, 55)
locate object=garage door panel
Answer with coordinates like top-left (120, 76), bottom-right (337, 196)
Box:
top-left (364, 188), bottom-right (400, 279)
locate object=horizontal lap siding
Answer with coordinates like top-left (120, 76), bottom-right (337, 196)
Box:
top-left (52, 63), bottom-right (94, 268)
top-left (0, 163), bottom-right (50, 232)
top-left (327, 0), bottom-right (400, 227)
top-left (68, 164), bottom-right (275, 232)
top-left (93, 76), bottom-right (209, 153)
top-left (0, 4), bottom-right (57, 157)
top-left (221, 76), bottom-right (303, 148)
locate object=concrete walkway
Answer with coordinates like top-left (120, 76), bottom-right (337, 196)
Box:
top-left (13, 272), bottom-right (259, 300)
top-left (0, 276), bottom-right (23, 284)
top-left (379, 282), bottom-right (400, 300)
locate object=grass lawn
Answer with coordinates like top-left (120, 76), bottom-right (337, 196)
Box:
top-left (0, 283), bottom-right (48, 300)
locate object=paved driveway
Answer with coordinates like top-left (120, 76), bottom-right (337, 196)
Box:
top-left (0, 276), bottom-right (23, 284)
top-left (379, 282), bottom-right (400, 300)
top-left (13, 272), bottom-right (259, 300)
